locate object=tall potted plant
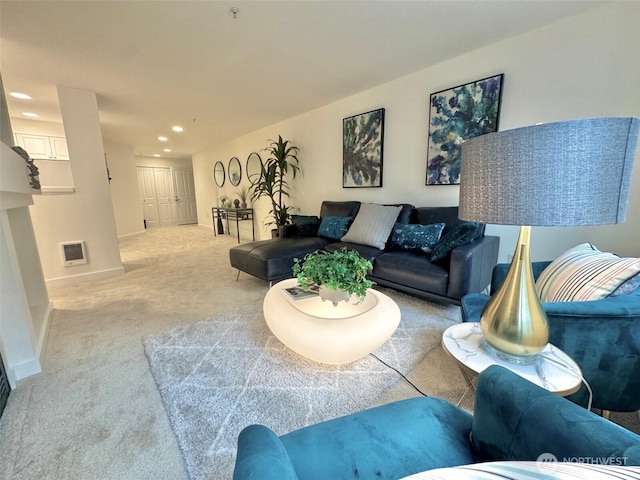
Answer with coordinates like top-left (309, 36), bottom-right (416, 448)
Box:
top-left (250, 136), bottom-right (300, 236)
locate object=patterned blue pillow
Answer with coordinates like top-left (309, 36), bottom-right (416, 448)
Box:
top-left (609, 272), bottom-right (640, 297)
top-left (390, 223), bottom-right (445, 254)
top-left (318, 216), bottom-right (352, 240)
top-left (430, 222), bottom-right (482, 263)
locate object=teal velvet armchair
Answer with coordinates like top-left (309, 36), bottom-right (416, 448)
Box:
top-left (233, 366), bottom-right (640, 480)
top-left (461, 261), bottom-right (640, 414)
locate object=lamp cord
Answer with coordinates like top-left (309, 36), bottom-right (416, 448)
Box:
top-left (538, 351), bottom-right (594, 411)
top-left (369, 353), bottom-right (429, 397)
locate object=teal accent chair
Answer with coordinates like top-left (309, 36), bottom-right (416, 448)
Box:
top-left (461, 261), bottom-right (640, 415)
top-left (233, 366), bottom-right (640, 480)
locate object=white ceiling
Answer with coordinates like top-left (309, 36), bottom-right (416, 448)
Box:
top-left (1, 0), bottom-right (601, 160)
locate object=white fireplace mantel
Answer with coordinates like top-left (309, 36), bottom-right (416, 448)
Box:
top-left (0, 141), bottom-right (52, 388)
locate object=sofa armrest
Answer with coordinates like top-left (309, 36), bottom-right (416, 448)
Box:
top-left (234, 425), bottom-right (298, 480)
top-left (447, 235), bottom-right (499, 300)
top-left (472, 366), bottom-right (640, 462)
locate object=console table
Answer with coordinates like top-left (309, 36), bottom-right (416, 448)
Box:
top-left (212, 207), bottom-right (255, 243)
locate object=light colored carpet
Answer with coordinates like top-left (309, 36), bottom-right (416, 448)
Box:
top-left (0, 225), bottom-right (637, 480)
top-left (144, 290), bottom-right (459, 479)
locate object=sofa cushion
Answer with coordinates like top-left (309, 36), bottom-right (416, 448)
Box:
top-left (341, 203), bottom-right (402, 249)
top-left (536, 243), bottom-right (640, 302)
top-left (324, 241), bottom-right (386, 263)
top-left (229, 237), bottom-right (332, 282)
top-left (430, 222), bottom-right (482, 263)
top-left (319, 200), bottom-right (361, 218)
top-left (291, 215), bottom-right (320, 237)
top-left (390, 222), bottom-right (445, 255)
top-left (372, 251), bottom-right (449, 296)
top-left (318, 216), bottom-right (353, 240)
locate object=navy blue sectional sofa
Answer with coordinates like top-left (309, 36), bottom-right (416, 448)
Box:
top-left (229, 201), bottom-right (499, 305)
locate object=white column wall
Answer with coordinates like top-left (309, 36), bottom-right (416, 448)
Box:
top-left (104, 141), bottom-right (145, 238)
top-left (28, 87), bottom-right (123, 286)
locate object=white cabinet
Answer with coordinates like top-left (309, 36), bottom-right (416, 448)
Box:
top-left (13, 133), bottom-right (69, 160)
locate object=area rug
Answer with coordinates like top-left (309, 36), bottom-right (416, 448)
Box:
top-left (143, 289), bottom-right (458, 479)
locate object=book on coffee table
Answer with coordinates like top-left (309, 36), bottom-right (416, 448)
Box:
top-left (282, 284), bottom-right (319, 301)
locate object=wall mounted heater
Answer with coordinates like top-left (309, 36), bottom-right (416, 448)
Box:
top-left (60, 241), bottom-right (87, 266)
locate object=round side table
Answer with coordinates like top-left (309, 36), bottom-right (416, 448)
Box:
top-left (442, 322), bottom-right (582, 405)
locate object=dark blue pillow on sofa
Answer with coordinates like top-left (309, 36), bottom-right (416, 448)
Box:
top-left (318, 216), bottom-right (352, 240)
top-left (430, 222), bottom-right (482, 262)
top-left (291, 215), bottom-right (320, 237)
top-left (390, 222), bottom-right (445, 254)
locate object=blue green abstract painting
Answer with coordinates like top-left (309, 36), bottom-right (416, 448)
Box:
top-left (426, 74), bottom-right (503, 185)
top-left (343, 108), bottom-right (385, 188)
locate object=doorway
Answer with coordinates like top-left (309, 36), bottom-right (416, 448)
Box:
top-left (137, 166), bottom-right (197, 228)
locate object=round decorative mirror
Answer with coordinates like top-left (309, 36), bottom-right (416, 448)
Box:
top-left (213, 161), bottom-right (225, 187)
top-left (246, 152), bottom-right (263, 185)
top-left (228, 157), bottom-right (242, 186)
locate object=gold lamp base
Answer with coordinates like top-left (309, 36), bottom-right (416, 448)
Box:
top-left (480, 226), bottom-right (549, 365)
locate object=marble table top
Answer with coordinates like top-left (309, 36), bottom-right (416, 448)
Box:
top-left (442, 322), bottom-right (583, 396)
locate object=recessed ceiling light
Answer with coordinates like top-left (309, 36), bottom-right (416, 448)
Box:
top-left (158, 136), bottom-right (168, 142)
top-left (10, 92), bottom-right (31, 100)
top-left (163, 148), bottom-right (171, 152)
top-left (22, 112), bottom-right (39, 118)
top-left (172, 126), bottom-right (183, 132)
top-left (153, 154), bottom-right (161, 158)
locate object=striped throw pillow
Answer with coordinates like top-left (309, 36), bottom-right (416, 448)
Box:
top-left (400, 461), bottom-right (640, 479)
top-left (535, 243), bottom-right (640, 302)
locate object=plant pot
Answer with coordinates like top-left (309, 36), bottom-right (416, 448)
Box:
top-left (319, 286), bottom-right (350, 306)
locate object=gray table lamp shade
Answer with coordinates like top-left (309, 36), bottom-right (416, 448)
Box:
top-left (457, 116), bottom-right (639, 363)
top-left (458, 117), bottom-right (640, 226)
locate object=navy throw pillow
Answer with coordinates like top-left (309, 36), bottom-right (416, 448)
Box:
top-left (390, 222), bottom-right (445, 255)
top-left (318, 216), bottom-right (352, 240)
top-left (430, 222), bottom-right (482, 263)
top-left (291, 215), bottom-right (320, 237)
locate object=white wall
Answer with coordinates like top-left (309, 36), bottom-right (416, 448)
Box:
top-left (193, 2), bottom-right (640, 262)
top-left (28, 87), bottom-right (123, 285)
top-left (104, 141), bottom-right (145, 238)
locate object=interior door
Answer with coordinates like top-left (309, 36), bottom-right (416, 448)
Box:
top-left (173, 168), bottom-right (198, 225)
top-left (153, 167), bottom-right (175, 227)
top-left (137, 167), bottom-right (160, 228)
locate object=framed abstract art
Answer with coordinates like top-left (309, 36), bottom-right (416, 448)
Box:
top-left (426, 74), bottom-right (504, 185)
top-left (343, 108), bottom-right (385, 188)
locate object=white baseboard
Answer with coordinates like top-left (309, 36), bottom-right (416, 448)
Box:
top-left (45, 266), bottom-right (125, 288)
top-left (117, 230), bottom-right (146, 240)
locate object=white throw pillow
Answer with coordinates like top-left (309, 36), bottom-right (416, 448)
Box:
top-left (535, 243), bottom-right (640, 302)
top-left (400, 461), bottom-right (640, 479)
top-left (340, 203), bottom-right (402, 249)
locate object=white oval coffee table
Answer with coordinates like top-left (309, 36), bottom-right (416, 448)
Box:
top-left (263, 278), bottom-right (401, 365)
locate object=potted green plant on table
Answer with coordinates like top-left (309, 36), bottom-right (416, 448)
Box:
top-left (250, 135), bottom-right (301, 237)
top-left (292, 248), bottom-right (375, 305)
